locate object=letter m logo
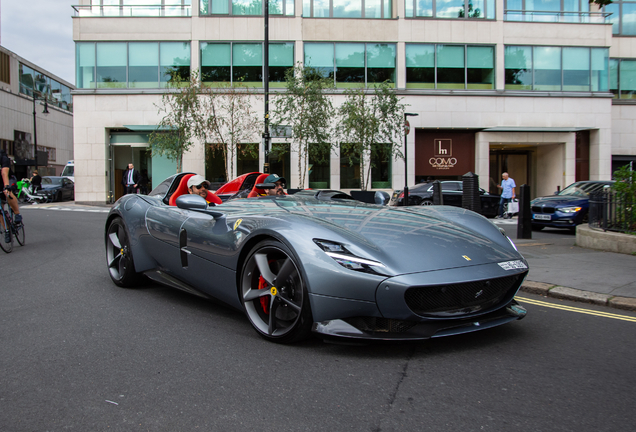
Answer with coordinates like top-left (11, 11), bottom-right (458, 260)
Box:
top-left (434, 139), bottom-right (452, 157)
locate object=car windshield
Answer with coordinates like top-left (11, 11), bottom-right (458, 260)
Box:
top-left (61, 165), bottom-right (74, 176)
top-left (42, 177), bottom-right (63, 186)
top-left (558, 182), bottom-right (609, 197)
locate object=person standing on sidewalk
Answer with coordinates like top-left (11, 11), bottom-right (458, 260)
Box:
top-left (122, 163), bottom-right (140, 195)
top-left (496, 172), bottom-right (516, 218)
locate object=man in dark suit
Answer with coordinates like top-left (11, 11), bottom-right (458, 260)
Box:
top-left (122, 163), bottom-right (141, 195)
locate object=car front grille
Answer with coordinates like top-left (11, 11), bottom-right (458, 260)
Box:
top-left (532, 206), bottom-right (555, 214)
top-left (404, 274), bottom-right (524, 317)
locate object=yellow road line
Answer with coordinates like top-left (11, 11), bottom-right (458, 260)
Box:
top-left (515, 296), bottom-right (636, 323)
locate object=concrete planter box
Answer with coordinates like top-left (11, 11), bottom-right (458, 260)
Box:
top-left (576, 225), bottom-right (636, 255)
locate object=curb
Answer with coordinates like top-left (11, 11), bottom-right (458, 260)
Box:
top-left (520, 281), bottom-right (636, 312)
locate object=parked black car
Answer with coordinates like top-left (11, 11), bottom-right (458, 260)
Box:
top-left (531, 180), bottom-right (614, 231)
top-left (390, 181), bottom-right (500, 218)
top-left (40, 176), bottom-right (75, 202)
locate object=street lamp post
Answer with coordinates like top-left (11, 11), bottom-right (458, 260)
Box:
top-left (262, 0), bottom-right (270, 174)
top-left (32, 95), bottom-right (49, 172)
top-left (403, 112), bottom-right (418, 206)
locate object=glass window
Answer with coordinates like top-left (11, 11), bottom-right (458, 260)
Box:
top-left (371, 143), bottom-right (391, 189)
top-left (305, 0), bottom-right (390, 18)
top-left (160, 42), bottom-right (191, 85)
top-left (437, 45), bottom-right (465, 89)
top-left (269, 43), bottom-right (294, 87)
top-left (620, 60), bottom-right (636, 99)
top-left (609, 58), bottom-right (619, 97)
top-left (123, 0), bottom-right (161, 16)
top-left (333, 0), bottom-right (362, 17)
top-left (202, 0), bottom-right (292, 15)
top-left (406, 0), bottom-right (492, 19)
top-left (201, 43), bottom-right (231, 83)
top-left (233, 43), bottom-right (262, 85)
top-left (467, 46), bottom-right (494, 89)
top-left (505, 45), bottom-right (532, 89)
top-left (19, 64), bottom-right (35, 95)
top-left (305, 42), bottom-right (395, 88)
top-left (305, 43), bottom-right (335, 79)
top-left (206, 145), bottom-right (227, 183)
top-left (237, 143), bottom-right (259, 175)
top-left (336, 43), bottom-right (365, 87)
top-left (623, 3), bottom-right (636, 35)
top-left (406, 44), bottom-right (435, 88)
top-left (563, 47), bottom-right (589, 91)
top-left (309, 145), bottom-right (331, 189)
top-left (76, 42), bottom-right (96, 89)
top-left (340, 145), bottom-right (360, 189)
top-left (533, 46), bottom-right (561, 91)
top-left (129, 42), bottom-right (159, 88)
top-left (367, 43), bottom-right (396, 86)
top-left (592, 48), bottom-right (609, 92)
top-left (97, 42), bottom-right (127, 88)
top-left (269, 143), bottom-right (291, 183)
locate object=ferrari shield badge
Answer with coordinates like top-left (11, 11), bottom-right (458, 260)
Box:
top-left (462, 255), bottom-right (471, 261)
top-left (234, 219), bottom-right (243, 230)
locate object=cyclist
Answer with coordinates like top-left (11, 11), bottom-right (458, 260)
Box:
top-left (1, 149), bottom-right (22, 242)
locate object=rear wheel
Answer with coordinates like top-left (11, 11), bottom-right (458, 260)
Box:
top-left (106, 217), bottom-right (143, 287)
top-left (420, 199), bottom-right (433, 206)
top-left (0, 208), bottom-right (13, 253)
top-left (240, 240), bottom-right (312, 343)
top-left (9, 208), bottom-right (25, 246)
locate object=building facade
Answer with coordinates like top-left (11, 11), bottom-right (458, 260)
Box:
top-left (0, 46), bottom-right (74, 179)
top-left (72, 0), bottom-right (635, 204)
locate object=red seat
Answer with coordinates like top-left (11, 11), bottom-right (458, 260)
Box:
top-left (169, 174), bottom-right (222, 206)
top-left (247, 173), bottom-right (270, 198)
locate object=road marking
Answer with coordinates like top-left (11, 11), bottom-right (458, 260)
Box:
top-left (516, 296), bottom-right (636, 322)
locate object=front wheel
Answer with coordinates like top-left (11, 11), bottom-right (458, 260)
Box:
top-left (420, 199), bottom-right (433, 206)
top-left (106, 217), bottom-right (143, 287)
top-left (0, 211), bottom-right (13, 253)
top-left (240, 240), bottom-right (313, 344)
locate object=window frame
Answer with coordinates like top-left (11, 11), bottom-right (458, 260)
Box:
top-left (304, 42), bottom-right (397, 88)
top-left (405, 0), bottom-right (495, 20)
top-left (504, 45), bottom-right (609, 92)
top-left (405, 43), bottom-right (495, 90)
top-left (200, 41), bottom-right (295, 87)
top-left (303, 0), bottom-right (391, 18)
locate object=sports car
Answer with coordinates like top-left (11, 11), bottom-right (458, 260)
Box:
top-left (105, 172), bottom-right (528, 343)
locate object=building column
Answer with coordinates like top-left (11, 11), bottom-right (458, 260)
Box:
top-left (564, 132), bottom-right (576, 187)
top-left (475, 132), bottom-right (491, 191)
top-left (589, 127), bottom-right (612, 180)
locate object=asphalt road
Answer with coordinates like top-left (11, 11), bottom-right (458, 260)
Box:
top-left (1, 208), bottom-right (635, 431)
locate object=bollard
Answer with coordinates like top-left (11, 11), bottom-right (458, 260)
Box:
top-left (517, 184), bottom-right (532, 239)
top-left (432, 180), bottom-right (444, 205)
top-left (461, 172), bottom-right (481, 213)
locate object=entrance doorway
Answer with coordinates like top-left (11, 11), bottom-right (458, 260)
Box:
top-left (489, 150), bottom-right (530, 196)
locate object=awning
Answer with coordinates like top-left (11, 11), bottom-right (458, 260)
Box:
top-left (481, 127), bottom-right (595, 133)
top-left (123, 125), bottom-right (176, 132)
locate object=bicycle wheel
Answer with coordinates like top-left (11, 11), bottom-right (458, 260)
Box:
top-left (0, 208), bottom-right (13, 253)
top-left (9, 207), bottom-right (25, 246)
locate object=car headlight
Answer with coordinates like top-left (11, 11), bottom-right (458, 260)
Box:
top-left (560, 206), bottom-right (582, 213)
top-left (313, 239), bottom-right (387, 274)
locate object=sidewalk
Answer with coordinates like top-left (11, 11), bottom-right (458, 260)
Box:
top-left (22, 201), bottom-right (636, 311)
top-left (494, 218), bottom-right (636, 311)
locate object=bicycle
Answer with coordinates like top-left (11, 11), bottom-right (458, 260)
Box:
top-left (16, 179), bottom-right (48, 204)
top-left (0, 195), bottom-right (26, 253)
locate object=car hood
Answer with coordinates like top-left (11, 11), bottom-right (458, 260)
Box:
top-left (215, 197), bottom-right (522, 275)
top-left (531, 195), bottom-right (588, 207)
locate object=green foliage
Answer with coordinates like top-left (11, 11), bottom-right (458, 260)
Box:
top-left (337, 81), bottom-right (406, 191)
top-left (612, 164), bottom-right (636, 233)
top-left (149, 71), bottom-right (204, 173)
top-left (270, 63), bottom-right (335, 188)
top-left (200, 82), bottom-right (261, 181)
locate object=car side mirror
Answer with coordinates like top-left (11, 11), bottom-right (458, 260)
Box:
top-left (176, 194), bottom-right (208, 210)
top-left (255, 182), bottom-right (276, 190)
top-left (374, 191), bottom-right (391, 206)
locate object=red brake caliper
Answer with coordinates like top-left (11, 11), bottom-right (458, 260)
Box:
top-left (258, 275), bottom-right (269, 314)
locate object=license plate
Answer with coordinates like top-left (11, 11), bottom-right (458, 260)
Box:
top-left (533, 214), bottom-right (551, 221)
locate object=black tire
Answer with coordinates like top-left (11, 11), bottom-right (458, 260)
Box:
top-left (0, 207), bottom-right (13, 253)
top-left (240, 240), bottom-right (313, 344)
top-left (531, 225), bottom-right (544, 231)
top-left (106, 217), bottom-right (143, 287)
top-left (56, 191), bottom-right (62, 202)
top-left (420, 199), bottom-right (433, 206)
top-left (8, 207), bottom-right (25, 246)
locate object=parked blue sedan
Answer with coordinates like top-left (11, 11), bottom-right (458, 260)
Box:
top-left (531, 180), bottom-right (614, 231)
